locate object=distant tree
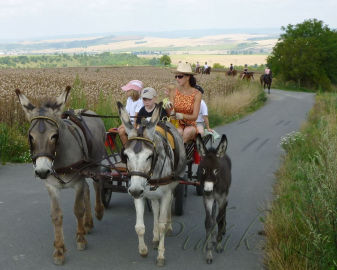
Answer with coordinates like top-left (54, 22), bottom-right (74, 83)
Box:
top-left (159, 55), bottom-right (171, 66)
top-left (267, 19), bottom-right (337, 90)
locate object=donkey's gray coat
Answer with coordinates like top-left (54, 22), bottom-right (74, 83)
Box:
top-left (118, 102), bottom-right (186, 266)
top-left (16, 86), bottom-right (106, 265)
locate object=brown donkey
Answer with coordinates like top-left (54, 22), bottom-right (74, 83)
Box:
top-left (15, 86), bottom-right (106, 265)
top-left (196, 134), bottom-right (232, 264)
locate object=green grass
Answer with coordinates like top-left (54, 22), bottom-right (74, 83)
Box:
top-left (264, 93), bottom-right (337, 269)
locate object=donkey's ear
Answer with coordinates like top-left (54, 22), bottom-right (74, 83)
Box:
top-left (117, 101), bottom-right (136, 137)
top-left (52, 86), bottom-right (71, 116)
top-left (196, 134), bottom-right (207, 157)
top-left (15, 88), bottom-right (36, 121)
top-left (216, 134), bottom-right (228, 158)
top-left (144, 102), bottom-right (162, 140)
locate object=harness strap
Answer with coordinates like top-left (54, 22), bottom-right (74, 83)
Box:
top-left (31, 116), bottom-right (59, 128)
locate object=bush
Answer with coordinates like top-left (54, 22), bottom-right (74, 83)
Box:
top-left (0, 123), bottom-right (30, 163)
top-left (212, 63), bottom-right (224, 69)
top-left (159, 55), bottom-right (171, 66)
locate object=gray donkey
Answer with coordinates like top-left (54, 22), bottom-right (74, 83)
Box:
top-left (117, 102), bottom-right (186, 266)
top-left (16, 86), bottom-right (106, 265)
top-left (196, 134), bottom-right (232, 264)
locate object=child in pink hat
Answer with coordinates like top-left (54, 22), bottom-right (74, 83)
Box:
top-left (118, 80), bottom-right (144, 144)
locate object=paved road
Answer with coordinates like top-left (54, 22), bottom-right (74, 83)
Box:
top-left (0, 89), bottom-right (315, 270)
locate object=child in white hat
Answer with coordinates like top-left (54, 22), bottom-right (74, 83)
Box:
top-left (136, 87), bottom-right (167, 127)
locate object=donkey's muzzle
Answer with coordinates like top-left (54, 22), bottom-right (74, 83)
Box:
top-left (203, 190), bottom-right (213, 197)
top-left (128, 188), bottom-right (144, 199)
top-left (35, 169), bottom-right (51, 179)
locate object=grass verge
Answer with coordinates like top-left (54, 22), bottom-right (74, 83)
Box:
top-left (264, 93), bottom-right (337, 269)
top-left (209, 81), bottom-right (266, 127)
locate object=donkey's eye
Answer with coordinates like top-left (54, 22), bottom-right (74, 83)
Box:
top-left (213, 169), bottom-right (219, 175)
top-left (146, 155), bottom-right (153, 161)
top-left (51, 134), bottom-right (58, 141)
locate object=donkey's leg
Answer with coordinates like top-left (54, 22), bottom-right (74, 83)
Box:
top-left (151, 199), bottom-right (160, 249)
top-left (83, 180), bottom-right (94, 234)
top-left (204, 196), bottom-right (216, 264)
top-left (156, 192), bottom-right (172, 266)
top-left (46, 184), bottom-right (66, 265)
top-left (73, 181), bottom-right (87, 251)
top-left (93, 180), bottom-right (104, 220)
top-left (166, 193), bottom-right (173, 235)
top-left (215, 195), bottom-right (228, 253)
top-left (134, 198), bottom-right (148, 257)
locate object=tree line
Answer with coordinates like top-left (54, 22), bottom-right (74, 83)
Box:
top-left (267, 19), bottom-right (337, 90)
top-left (0, 53), bottom-right (162, 68)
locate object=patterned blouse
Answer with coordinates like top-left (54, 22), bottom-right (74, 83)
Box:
top-left (174, 88), bottom-right (199, 127)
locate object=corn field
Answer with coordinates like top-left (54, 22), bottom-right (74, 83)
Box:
top-left (0, 66), bottom-right (248, 128)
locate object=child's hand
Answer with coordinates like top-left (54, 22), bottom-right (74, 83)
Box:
top-left (207, 128), bottom-right (214, 132)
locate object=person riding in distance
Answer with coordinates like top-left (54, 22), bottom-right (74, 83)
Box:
top-left (203, 62), bottom-right (209, 72)
top-left (136, 87), bottom-right (167, 127)
top-left (242, 64), bottom-right (248, 79)
top-left (229, 63), bottom-right (234, 71)
top-left (118, 80), bottom-right (144, 145)
top-left (264, 66), bottom-right (272, 79)
top-left (164, 62), bottom-right (202, 143)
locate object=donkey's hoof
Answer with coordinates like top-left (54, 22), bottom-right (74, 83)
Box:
top-left (139, 247), bottom-right (148, 257)
top-left (53, 256), bottom-right (65, 265)
top-left (166, 227), bottom-right (173, 236)
top-left (206, 258), bottom-right (213, 264)
top-left (152, 240), bottom-right (159, 249)
top-left (156, 258), bottom-right (165, 267)
top-left (77, 242), bottom-right (86, 251)
top-left (216, 246), bottom-right (224, 253)
top-left (95, 209), bottom-right (104, 221)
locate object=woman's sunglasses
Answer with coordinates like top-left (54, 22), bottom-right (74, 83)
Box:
top-left (175, 75), bottom-right (184, 79)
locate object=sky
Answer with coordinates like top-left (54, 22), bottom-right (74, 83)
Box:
top-left (0, 0), bottom-right (336, 41)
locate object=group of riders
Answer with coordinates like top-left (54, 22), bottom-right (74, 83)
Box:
top-left (195, 61), bottom-right (272, 81)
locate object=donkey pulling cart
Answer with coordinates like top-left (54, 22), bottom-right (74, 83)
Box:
top-left (98, 127), bottom-right (212, 215)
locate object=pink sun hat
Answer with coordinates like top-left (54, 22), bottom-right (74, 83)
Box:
top-left (121, 80), bottom-right (144, 92)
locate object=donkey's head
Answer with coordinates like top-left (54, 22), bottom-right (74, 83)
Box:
top-left (117, 101), bottom-right (162, 198)
top-left (196, 134), bottom-right (228, 196)
top-left (15, 86), bottom-right (71, 179)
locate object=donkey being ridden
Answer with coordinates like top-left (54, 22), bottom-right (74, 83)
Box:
top-left (117, 102), bottom-right (186, 266)
top-left (196, 134), bottom-right (232, 264)
top-left (15, 86), bottom-right (106, 265)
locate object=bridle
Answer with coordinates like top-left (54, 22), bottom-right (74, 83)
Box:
top-left (126, 136), bottom-right (159, 181)
top-left (29, 116), bottom-right (59, 164)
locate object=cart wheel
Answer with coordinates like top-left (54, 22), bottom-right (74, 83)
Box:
top-left (101, 180), bottom-right (112, 209)
top-left (174, 183), bottom-right (184, 216)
